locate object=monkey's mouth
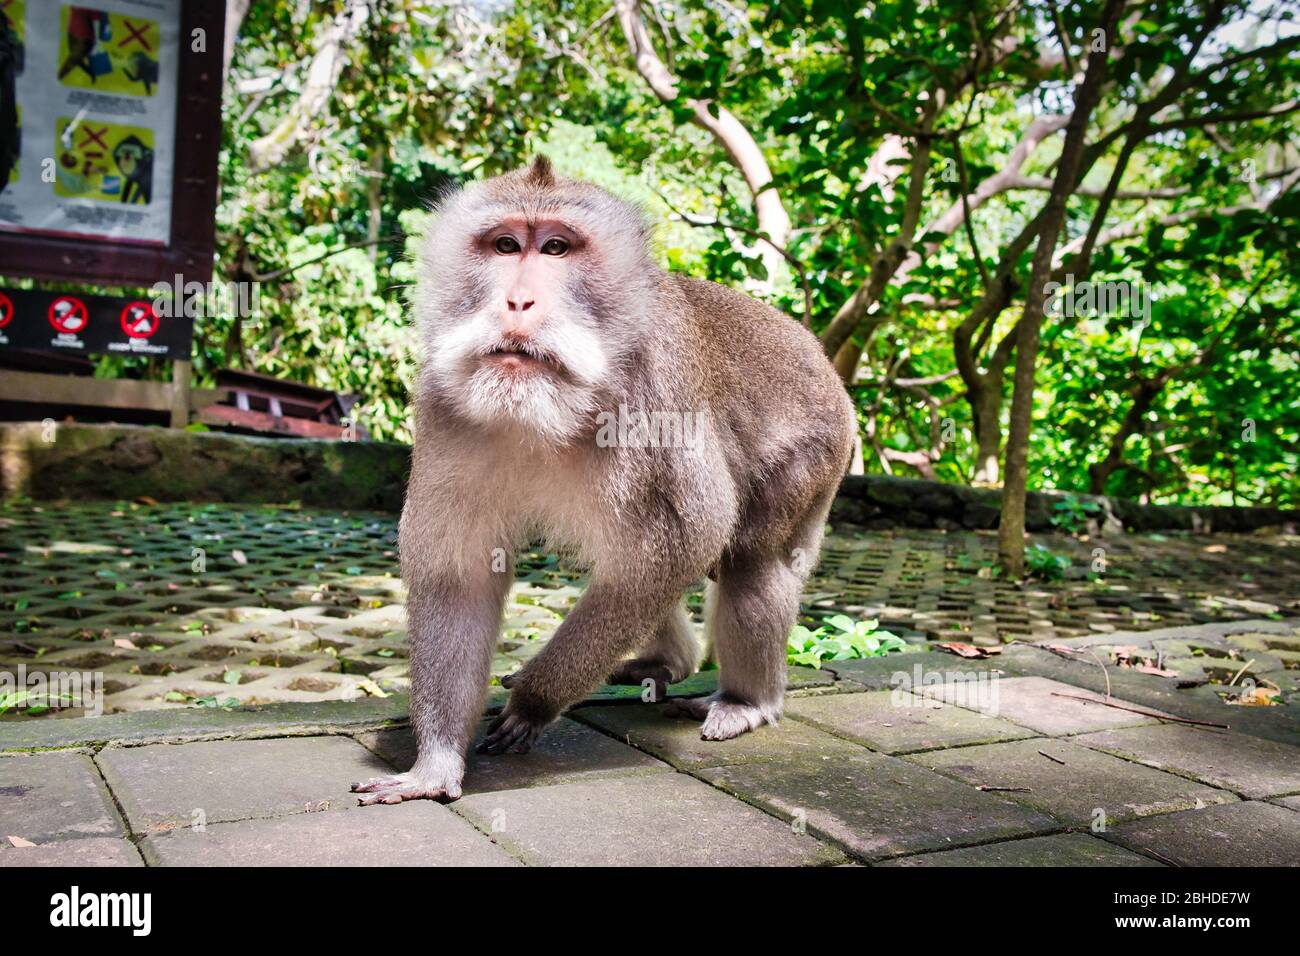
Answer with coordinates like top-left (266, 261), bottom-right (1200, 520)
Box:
top-left (482, 342), bottom-right (564, 375)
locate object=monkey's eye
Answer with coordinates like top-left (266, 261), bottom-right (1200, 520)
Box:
top-left (494, 235), bottom-right (521, 255)
top-left (540, 237), bottom-right (569, 257)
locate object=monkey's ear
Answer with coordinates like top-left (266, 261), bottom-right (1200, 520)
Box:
top-left (525, 155), bottom-right (556, 187)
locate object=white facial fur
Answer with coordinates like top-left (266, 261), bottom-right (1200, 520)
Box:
top-left (413, 169), bottom-right (654, 445)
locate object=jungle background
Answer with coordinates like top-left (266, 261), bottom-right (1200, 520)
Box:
top-left (151, 1), bottom-right (1300, 525)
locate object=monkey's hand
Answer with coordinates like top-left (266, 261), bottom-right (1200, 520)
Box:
top-left (351, 755), bottom-right (464, 805)
top-left (476, 693), bottom-right (556, 756)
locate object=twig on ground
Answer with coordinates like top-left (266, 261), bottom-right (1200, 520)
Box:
top-left (977, 785), bottom-right (1032, 792)
top-left (1038, 750), bottom-right (1066, 765)
top-left (1049, 692), bottom-right (1229, 729)
top-left (1227, 658), bottom-right (1255, 687)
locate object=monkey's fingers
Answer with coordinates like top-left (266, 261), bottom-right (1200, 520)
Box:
top-left (664, 696), bottom-right (712, 721)
top-left (476, 712), bottom-right (541, 755)
top-left (499, 670), bottom-right (520, 689)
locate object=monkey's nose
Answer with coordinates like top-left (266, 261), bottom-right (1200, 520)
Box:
top-left (506, 295), bottom-right (535, 312)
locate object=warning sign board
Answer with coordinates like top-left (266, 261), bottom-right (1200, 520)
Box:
top-left (120, 301), bottom-right (160, 339)
top-left (0, 287), bottom-right (189, 358)
top-left (48, 296), bottom-right (90, 335)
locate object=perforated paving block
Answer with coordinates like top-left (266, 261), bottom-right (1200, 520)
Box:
top-left (3, 500), bottom-right (1298, 715)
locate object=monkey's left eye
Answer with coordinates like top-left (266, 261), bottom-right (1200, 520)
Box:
top-left (540, 237), bottom-right (569, 256)
top-left (494, 235), bottom-right (521, 254)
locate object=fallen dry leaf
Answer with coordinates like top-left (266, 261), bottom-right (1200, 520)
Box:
top-left (7, 835), bottom-right (37, 848)
top-left (1224, 686), bottom-right (1282, 707)
top-left (936, 642), bottom-right (1002, 659)
top-left (133, 495), bottom-right (158, 506)
top-left (231, 549), bottom-right (248, 566)
top-left (1134, 663), bottom-right (1180, 678)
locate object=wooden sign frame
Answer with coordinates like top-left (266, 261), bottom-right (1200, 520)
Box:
top-left (0, 0), bottom-right (226, 287)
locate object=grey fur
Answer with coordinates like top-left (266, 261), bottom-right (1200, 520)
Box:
top-left (351, 162), bottom-right (855, 804)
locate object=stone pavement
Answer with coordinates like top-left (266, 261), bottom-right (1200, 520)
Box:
top-left (2, 501), bottom-right (1297, 714)
top-left (2, 621), bottom-right (1298, 867)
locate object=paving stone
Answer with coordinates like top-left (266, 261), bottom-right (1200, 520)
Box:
top-left (354, 717), bottom-right (670, 793)
top-left (996, 641), bottom-right (1300, 748)
top-left (1108, 801), bottom-right (1300, 867)
top-left (820, 651), bottom-right (1015, 690)
top-left (1270, 795), bottom-right (1300, 812)
top-left (878, 833), bottom-right (1162, 867)
top-left (1074, 724), bottom-right (1300, 799)
top-left (571, 702), bottom-right (864, 770)
top-left (452, 773), bottom-right (843, 866)
top-left (0, 752), bottom-right (124, 843)
top-left (697, 748), bottom-right (1057, 862)
top-left (786, 689), bottom-right (1034, 754)
top-left (0, 837), bottom-right (143, 867)
top-left (97, 736), bottom-right (392, 832)
top-left (581, 664), bottom-right (833, 703)
top-left (918, 675), bottom-right (1167, 736)
top-left (909, 738), bottom-right (1235, 827)
top-left (141, 800), bottom-right (518, 866)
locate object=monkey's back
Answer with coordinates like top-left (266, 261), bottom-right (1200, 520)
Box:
top-left (667, 274), bottom-right (855, 490)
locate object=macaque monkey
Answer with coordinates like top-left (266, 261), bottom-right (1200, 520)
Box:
top-left (353, 158), bottom-right (854, 804)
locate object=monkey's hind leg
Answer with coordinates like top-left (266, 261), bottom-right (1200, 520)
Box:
top-left (666, 555), bottom-right (798, 739)
top-left (606, 600), bottom-right (701, 699)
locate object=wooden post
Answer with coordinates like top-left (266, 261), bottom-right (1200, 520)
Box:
top-left (170, 360), bottom-right (192, 428)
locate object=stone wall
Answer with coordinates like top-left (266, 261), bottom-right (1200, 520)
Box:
top-left (0, 422), bottom-right (408, 511)
top-left (2, 423), bottom-right (1294, 533)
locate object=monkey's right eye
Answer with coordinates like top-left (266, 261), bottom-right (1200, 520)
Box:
top-left (494, 235), bottom-right (521, 255)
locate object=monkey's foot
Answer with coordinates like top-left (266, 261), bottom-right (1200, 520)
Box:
top-left (477, 710), bottom-right (547, 755)
top-left (606, 658), bottom-right (685, 702)
top-left (665, 693), bottom-right (778, 741)
top-left (351, 771), bottom-right (462, 805)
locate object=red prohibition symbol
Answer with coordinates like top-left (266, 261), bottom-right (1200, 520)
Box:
top-left (48, 295), bottom-right (89, 334)
top-left (120, 300), bottom-right (160, 338)
top-left (0, 292), bottom-right (13, 329)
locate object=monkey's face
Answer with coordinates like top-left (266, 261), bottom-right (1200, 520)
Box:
top-left (421, 223), bottom-right (632, 444)
top-left (415, 162), bottom-right (656, 444)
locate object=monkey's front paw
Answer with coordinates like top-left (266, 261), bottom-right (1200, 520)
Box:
top-left (351, 771), bottom-right (462, 806)
top-left (476, 709), bottom-right (548, 755)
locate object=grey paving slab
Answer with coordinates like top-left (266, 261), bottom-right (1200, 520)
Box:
top-left (452, 773), bottom-right (844, 866)
top-left (0, 837), bottom-right (143, 867)
top-left (142, 800), bottom-right (518, 866)
top-left (1074, 724), bottom-right (1300, 800)
top-left (354, 717), bottom-right (670, 793)
top-left (1108, 801), bottom-right (1300, 867)
top-left (582, 665), bottom-right (833, 703)
top-left (571, 702), bottom-right (864, 770)
top-left (97, 736), bottom-right (392, 832)
top-left (909, 738), bottom-right (1235, 827)
top-left (917, 675), bottom-right (1167, 736)
top-left (1271, 795), bottom-right (1300, 812)
top-left (878, 833), bottom-right (1163, 867)
top-left (697, 747), bottom-right (1057, 862)
top-left (0, 752), bottom-right (124, 843)
top-left (821, 652), bottom-right (1015, 690)
top-left (786, 689), bottom-right (1035, 754)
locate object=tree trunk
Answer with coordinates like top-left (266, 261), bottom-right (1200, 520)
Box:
top-left (971, 372), bottom-right (1005, 484)
top-left (998, 0), bottom-right (1123, 577)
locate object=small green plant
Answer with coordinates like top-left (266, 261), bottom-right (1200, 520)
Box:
top-left (787, 614), bottom-right (907, 667)
top-left (1025, 543), bottom-right (1071, 581)
top-left (1049, 494), bottom-right (1101, 534)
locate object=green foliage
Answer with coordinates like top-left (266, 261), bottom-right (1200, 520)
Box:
top-left (168, 0), bottom-right (1299, 507)
top-left (787, 614), bottom-right (907, 667)
top-left (1024, 544), bottom-right (1071, 582)
top-left (1050, 495), bottom-right (1102, 535)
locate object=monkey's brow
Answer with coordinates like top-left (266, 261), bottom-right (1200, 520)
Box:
top-left (474, 214), bottom-right (589, 242)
